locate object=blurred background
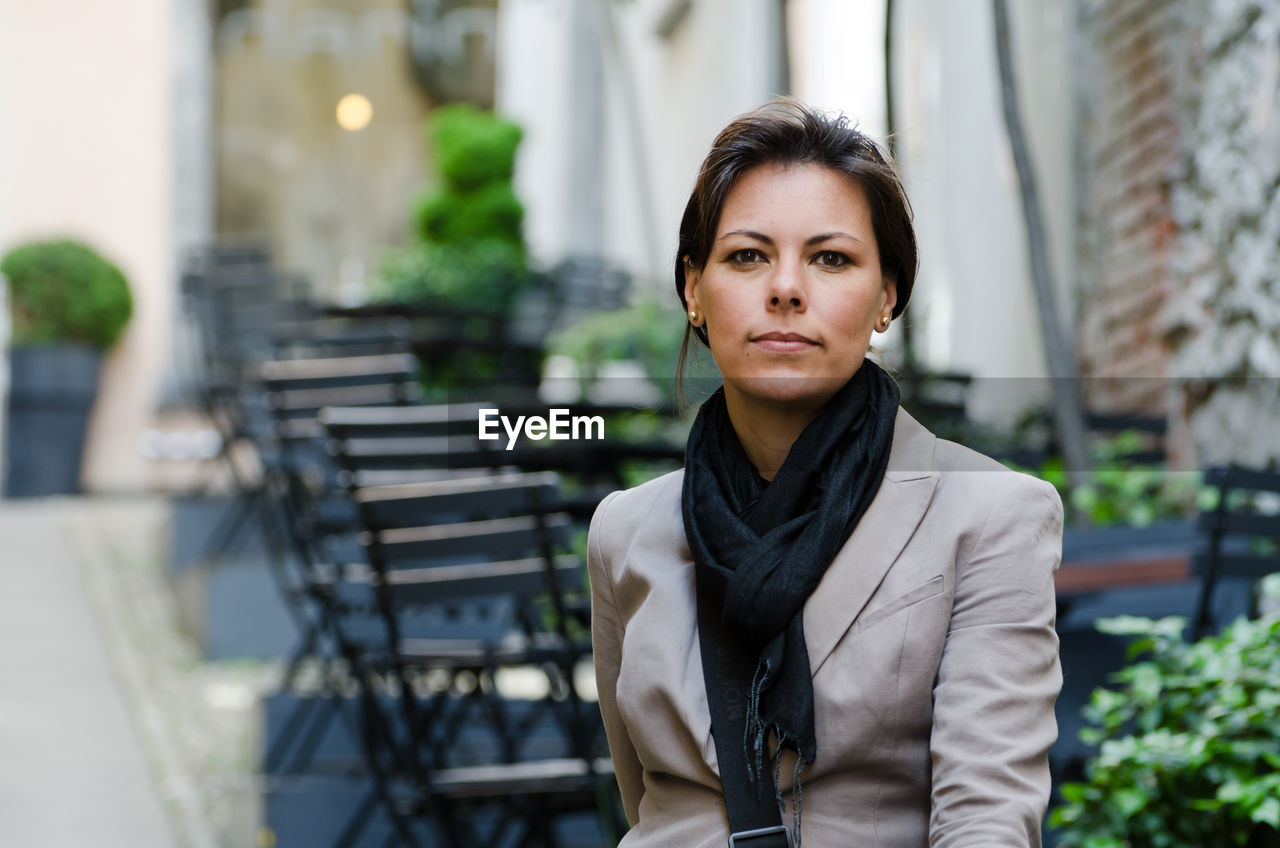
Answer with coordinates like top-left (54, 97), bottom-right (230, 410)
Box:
top-left (1, 0), bottom-right (1278, 846)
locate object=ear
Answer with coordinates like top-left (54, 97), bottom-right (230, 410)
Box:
top-left (881, 274), bottom-right (898, 317)
top-left (683, 257), bottom-right (702, 319)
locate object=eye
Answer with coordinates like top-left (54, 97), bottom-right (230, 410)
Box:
top-left (814, 250), bottom-right (851, 268)
top-left (727, 248), bottom-right (767, 266)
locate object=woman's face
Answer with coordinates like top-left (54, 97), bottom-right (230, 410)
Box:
top-left (684, 162), bottom-right (896, 417)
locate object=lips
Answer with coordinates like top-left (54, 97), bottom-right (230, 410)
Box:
top-left (752, 331), bottom-right (818, 352)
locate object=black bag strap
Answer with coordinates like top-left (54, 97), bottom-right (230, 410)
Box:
top-left (696, 569), bottom-right (793, 848)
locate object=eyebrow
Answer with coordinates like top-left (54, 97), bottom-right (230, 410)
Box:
top-left (717, 229), bottom-right (864, 246)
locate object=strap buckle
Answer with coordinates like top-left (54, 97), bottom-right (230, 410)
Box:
top-left (728, 825), bottom-right (793, 848)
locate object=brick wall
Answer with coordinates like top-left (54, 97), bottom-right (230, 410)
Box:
top-left (1075, 0), bottom-right (1185, 415)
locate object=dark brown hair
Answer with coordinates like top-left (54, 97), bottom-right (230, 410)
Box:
top-left (674, 99), bottom-right (918, 383)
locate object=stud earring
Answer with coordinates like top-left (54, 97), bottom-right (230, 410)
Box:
top-left (689, 310), bottom-right (699, 324)
top-left (879, 314), bottom-right (891, 329)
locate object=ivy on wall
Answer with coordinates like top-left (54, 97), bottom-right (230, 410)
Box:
top-left (1168, 0), bottom-right (1280, 465)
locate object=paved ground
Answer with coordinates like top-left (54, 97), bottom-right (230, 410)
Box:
top-left (0, 497), bottom-right (273, 848)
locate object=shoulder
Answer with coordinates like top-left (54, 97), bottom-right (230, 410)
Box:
top-left (935, 436), bottom-right (1059, 510)
top-left (928, 437), bottom-right (1064, 592)
top-left (892, 419), bottom-right (1064, 620)
top-left (893, 407), bottom-right (1061, 519)
top-left (591, 468), bottom-right (683, 535)
top-left (587, 469), bottom-right (686, 574)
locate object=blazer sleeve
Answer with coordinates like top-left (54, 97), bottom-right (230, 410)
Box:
top-left (588, 489), bottom-right (646, 827)
top-left (929, 475), bottom-right (1064, 848)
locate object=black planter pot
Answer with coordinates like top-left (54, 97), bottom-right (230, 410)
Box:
top-left (4, 344), bottom-right (103, 497)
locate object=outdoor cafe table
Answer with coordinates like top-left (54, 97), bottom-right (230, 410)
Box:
top-left (1054, 520), bottom-right (1199, 613)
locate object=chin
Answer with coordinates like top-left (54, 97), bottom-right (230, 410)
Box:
top-left (727, 373), bottom-right (849, 409)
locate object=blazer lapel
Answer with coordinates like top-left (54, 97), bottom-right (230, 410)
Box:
top-left (804, 407), bottom-right (940, 676)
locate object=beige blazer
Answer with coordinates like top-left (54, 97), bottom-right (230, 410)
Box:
top-left (588, 407), bottom-right (1063, 848)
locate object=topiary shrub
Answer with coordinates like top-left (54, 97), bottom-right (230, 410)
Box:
top-left (379, 239), bottom-right (527, 316)
top-left (380, 103), bottom-right (529, 318)
top-left (415, 182), bottom-right (524, 246)
top-left (1, 239), bottom-right (133, 349)
top-left (1050, 575), bottom-right (1280, 848)
top-left (430, 103), bottom-right (521, 194)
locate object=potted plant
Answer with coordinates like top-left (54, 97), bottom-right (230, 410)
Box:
top-left (377, 104), bottom-right (541, 395)
top-left (2, 238), bottom-right (133, 496)
top-left (1050, 575), bottom-right (1280, 848)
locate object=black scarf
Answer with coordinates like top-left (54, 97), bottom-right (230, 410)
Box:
top-left (682, 359), bottom-right (900, 782)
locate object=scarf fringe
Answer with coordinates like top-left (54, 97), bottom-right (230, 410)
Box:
top-left (746, 662), bottom-right (808, 847)
top-left (772, 747), bottom-right (784, 813)
top-left (792, 756), bottom-right (805, 847)
top-left (745, 660), bottom-right (768, 790)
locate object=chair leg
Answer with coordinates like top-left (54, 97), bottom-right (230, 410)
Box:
top-left (480, 685), bottom-right (518, 763)
top-left (263, 612), bottom-right (345, 773)
top-left (1192, 549), bottom-right (1223, 642)
top-left (278, 623), bottom-right (321, 691)
top-left (351, 672), bottom-right (425, 848)
top-left (329, 785), bottom-right (380, 848)
top-left (263, 694), bottom-right (321, 774)
top-left (259, 546), bottom-right (327, 692)
top-left (193, 482), bottom-right (264, 568)
top-left (433, 798), bottom-right (471, 848)
top-left (436, 682), bottom-right (516, 765)
top-left (1191, 581), bottom-right (1215, 641)
top-left (281, 691), bottom-right (353, 776)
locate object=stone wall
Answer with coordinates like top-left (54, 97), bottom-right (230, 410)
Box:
top-left (213, 0), bottom-right (452, 301)
top-left (1076, 0), bottom-right (1280, 466)
top-left (1167, 0), bottom-right (1280, 466)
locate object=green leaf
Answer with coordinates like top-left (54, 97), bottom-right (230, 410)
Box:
top-left (1111, 787), bottom-right (1148, 817)
top-left (1217, 780), bottom-right (1249, 803)
top-left (1054, 577), bottom-right (1280, 848)
top-left (1059, 783), bottom-right (1087, 803)
top-left (1252, 797), bottom-right (1280, 828)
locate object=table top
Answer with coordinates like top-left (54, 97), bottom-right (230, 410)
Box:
top-left (1057, 519), bottom-right (1197, 594)
top-left (1056, 554), bottom-right (1192, 594)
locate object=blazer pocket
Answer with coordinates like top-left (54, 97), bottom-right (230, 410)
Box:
top-left (854, 575), bottom-right (945, 634)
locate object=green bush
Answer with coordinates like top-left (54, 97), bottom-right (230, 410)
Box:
top-left (414, 182), bottom-right (524, 246)
top-left (379, 240), bottom-right (527, 316)
top-left (431, 103), bottom-right (521, 193)
top-left (1, 239), bottom-right (133, 348)
top-left (1050, 575), bottom-right (1280, 848)
top-left (546, 299), bottom-right (703, 389)
top-left (380, 104), bottom-right (529, 319)
top-left (1068, 466), bottom-right (1207, 527)
top-left (544, 299), bottom-right (701, 484)
top-left (1005, 430), bottom-right (1208, 528)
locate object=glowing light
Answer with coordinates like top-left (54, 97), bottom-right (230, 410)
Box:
top-left (336, 94), bottom-right (373, 131)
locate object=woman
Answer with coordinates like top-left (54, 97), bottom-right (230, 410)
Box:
top-left (588, 100), bottom-right (1063, 848)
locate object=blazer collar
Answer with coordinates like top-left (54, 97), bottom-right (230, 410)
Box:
top-left (804, 406), bottom-right (940, 675)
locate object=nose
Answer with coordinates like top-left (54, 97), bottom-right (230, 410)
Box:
top-left (768, 257), bottom-right (806, 311)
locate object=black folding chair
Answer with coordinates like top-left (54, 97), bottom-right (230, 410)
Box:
top-left (255, 350), bottom-right (421, 763)
top-left (322, 407), bottom-right (590, 751)
top-left (1191, 465), bottom-right (1280, 640)
top-left (180, 260), bottom-right (312, 567)
top-left (329, 469), bottom-right (620, 847)
top-left (322, 402), bottom-right (683, 513)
